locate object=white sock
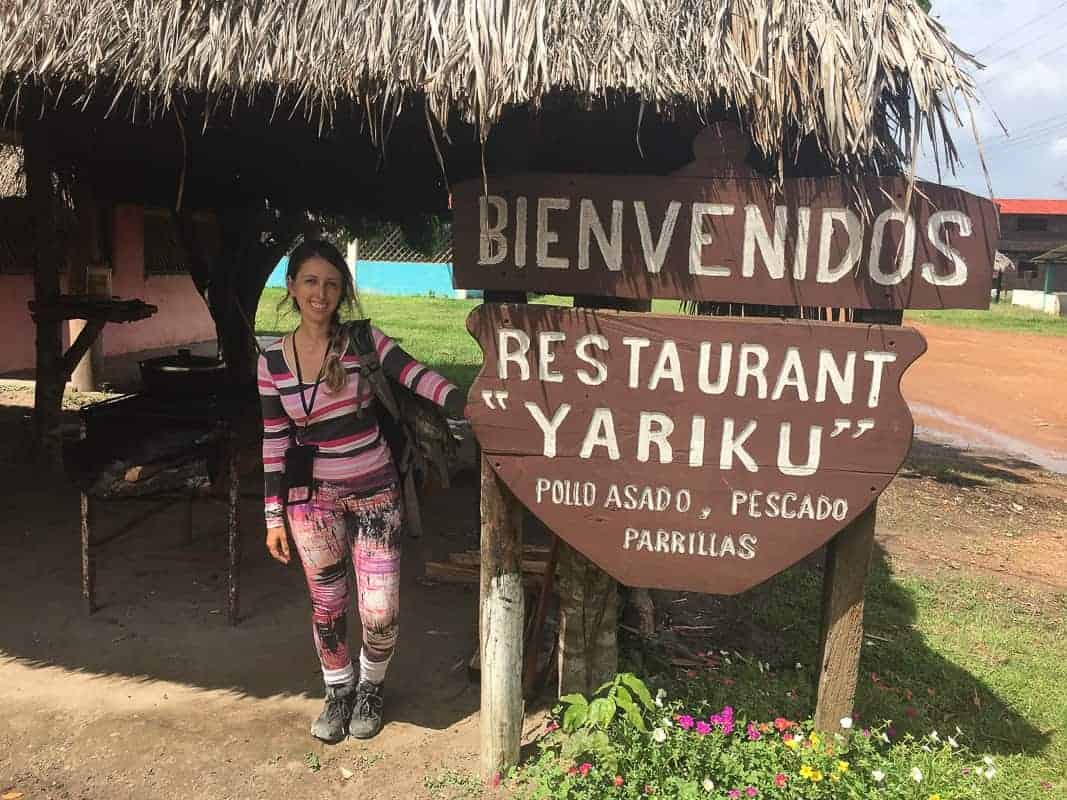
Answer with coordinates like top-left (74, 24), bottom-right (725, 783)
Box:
top-left (359, 648), bottom-right (392, 685)
top-left (323, 662), bottom-right (355, 686)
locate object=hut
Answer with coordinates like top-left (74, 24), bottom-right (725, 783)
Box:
top-left (0, 0), bottom-right (985, 777)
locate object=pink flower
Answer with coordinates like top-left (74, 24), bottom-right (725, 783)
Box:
top-left (579, 763), bottom-right (592, 777)
top-left (746, 723), bottom-right (761, 741)
top-left (545, 720), bottom-right (559, 732)
top-left (774, 773), bottom-right (787, 787)
top-left (728, 790), bottom-right (741, 799)
top-left (695, 721), bottom-right (712, 736)
top-left (745, 788), bottom-right (758, 798)
top-left (490, 772), bottom-right (501, 787)
top-left (773, 717), bottom-right (792, 732)
top-left (678, 715), bottom-right (695, 730)
top-left (782, 732), bottom-right (794, 742)
top-left (614, 775), bottom-right (625, 787)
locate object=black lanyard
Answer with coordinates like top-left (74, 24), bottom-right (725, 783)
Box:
top-left (292, 329), bottom-right (328, 438)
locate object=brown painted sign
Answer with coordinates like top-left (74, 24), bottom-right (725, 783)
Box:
top-left (466, 304), bottom-right (926, 594)
top-left (452, 175), bottom-right (997, 309)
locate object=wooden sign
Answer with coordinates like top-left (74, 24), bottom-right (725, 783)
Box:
top-left (452, 175), bottom-right (998, 309)
top-left (466, 304), bottom-right (926, 594)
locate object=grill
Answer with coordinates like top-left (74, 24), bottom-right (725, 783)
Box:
top-left (67, 372), bottom-right (257, 625)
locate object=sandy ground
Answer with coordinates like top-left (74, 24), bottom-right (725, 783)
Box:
top-left (0, 321), bottom-right (1065, 800)
top-left (903, 323), bottom-right (1067, 473)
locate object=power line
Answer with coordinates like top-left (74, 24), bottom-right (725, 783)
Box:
top-left (979, 20), bottom-right (1067, 70)
top-left (980, 37), bottom-right (1067, 88)
top-left (972, 0), bottom-right (1067, 57)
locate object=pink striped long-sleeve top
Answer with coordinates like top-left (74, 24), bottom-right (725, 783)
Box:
top-left (257, 323), bottom-right (465, 528)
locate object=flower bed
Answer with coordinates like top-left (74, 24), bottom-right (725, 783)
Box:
top-left (515, 674), bottom-right (1005, 800)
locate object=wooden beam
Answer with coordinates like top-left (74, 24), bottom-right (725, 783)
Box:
top-left (813, 503), bottom-right (877, 730)
top-left (59, 318), bottom-right (106, 380)
top-left (813, 306), bottom-right (901, 731)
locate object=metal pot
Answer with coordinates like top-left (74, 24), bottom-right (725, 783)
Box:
top-left (139, 348), bottom-right (228, 396)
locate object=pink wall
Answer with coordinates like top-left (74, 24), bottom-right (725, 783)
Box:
top-left (0, 274), bottom-right (37, 373)
top-left (0, 203), bottom-right (216, 374)
top-left (103, 205), bottom-right (216, 356)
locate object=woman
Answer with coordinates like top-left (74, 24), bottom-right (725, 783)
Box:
top-left (257, 239), bottom-right (466, 743)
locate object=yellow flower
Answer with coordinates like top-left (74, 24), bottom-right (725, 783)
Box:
top-left (837, 761), bottom-right (850, 773)
top-left (811, 770), bottom-right (824, 783)
top-left (799, 766), bottom-right (813, 779)
top-left (809, 733), bottom-right (821, 748)
top-left (830, 775), bottom-right (840, 783)
top-left (785, 738), bottom-right (799, 751)
top-left (929, 795), bottom-right (941, 800)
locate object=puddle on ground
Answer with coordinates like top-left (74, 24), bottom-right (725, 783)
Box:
top-left (910, 402), bottom-right (1067, 474)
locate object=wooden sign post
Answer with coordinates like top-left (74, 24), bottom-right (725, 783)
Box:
top-left (454, 144), bottom-right (998, 780)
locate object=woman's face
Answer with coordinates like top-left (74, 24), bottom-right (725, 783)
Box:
top-left (288, 256), bottom-right (345, 326)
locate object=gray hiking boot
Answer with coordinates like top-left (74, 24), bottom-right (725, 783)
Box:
top-left (348, 680), bottom-right (384, 739)
top-left (310, 681), bottom-right (356, 743)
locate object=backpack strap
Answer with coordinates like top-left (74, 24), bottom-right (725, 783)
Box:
top-left (346, 319), bottom-right (401, 421)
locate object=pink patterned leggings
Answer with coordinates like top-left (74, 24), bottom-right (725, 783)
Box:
top-left (286, 481), bottom-right (402, 685)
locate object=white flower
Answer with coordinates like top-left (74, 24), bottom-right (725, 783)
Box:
top-left (930, 730), bottom-right (941, 743)
top-left (948, 736), bottom-right (959, 749)
top-left (661, 717), bottom-right (673, 727)
top-left (982, 755), bottom-right (995, 767)
top-left (654, 689), bottom-right (666, 708)
top-left (652, 728), bottom-right (667, 743)
top-left (984, 767), bottom-right (997, 781)
top-left (702, 778), bottom-right (715, 792)
top-left (839, 716), bottom-right (853, 729)
top-left (911, 767), bottom-right (923, 783)
top-left (795, 662), bottom-right (803, 670)
top-left (880, 733), bottom-right (891, 744)
top-left (871, 770), bottom-right (886, 783)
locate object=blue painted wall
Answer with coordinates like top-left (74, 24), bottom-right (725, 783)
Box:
top-left (267, 256), bottom-right (475, 298)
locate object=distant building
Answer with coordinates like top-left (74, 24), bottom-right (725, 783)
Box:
top-left (995, 199), bottom-right (1067, 314)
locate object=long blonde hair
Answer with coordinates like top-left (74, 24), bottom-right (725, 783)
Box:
top-left (283, 239), bottom-right (360, 393)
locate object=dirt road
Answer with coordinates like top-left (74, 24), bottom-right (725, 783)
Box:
top-left (902, 324), bottom-right (1067, 473)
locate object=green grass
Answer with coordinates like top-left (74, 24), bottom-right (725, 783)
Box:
top-left (905, 300), bottom-right (1067, 336)
top-left (624, 560), bottom-right (1067, 795)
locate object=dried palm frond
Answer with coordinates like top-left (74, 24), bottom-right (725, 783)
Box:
top-left (0, 0), bottom-right (982, 180)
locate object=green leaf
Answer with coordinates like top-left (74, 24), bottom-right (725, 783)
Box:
top-left (620, 673), bottom-right (655, 710)
top-left (617, 687), bottom-right (647, 732)
top-left (558, 693), bottom-right (588, 707)
top-left (593, 679), bottom-right (614, 697)
top-left (589, 697), bottom-right (617, 728)
top-left (562, 702), bottom-right (588, 732)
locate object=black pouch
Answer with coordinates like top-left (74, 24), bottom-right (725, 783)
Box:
top-left (283, 442), bottom-right (317, 506)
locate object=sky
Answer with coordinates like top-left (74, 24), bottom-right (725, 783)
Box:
top-left (918, 0), bottom-right (1067, 199)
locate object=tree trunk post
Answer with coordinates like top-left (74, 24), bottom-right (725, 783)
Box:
top-left (479, 453), bottom-right (524, 781)
top-left (813, 502), bottom-right (877, 731)
top-left (25, 124), bottom-right (65, 465)
top-left (478, 289), bottom-right (527, 781)
top-left (555, 297), bottom-right (653, 697)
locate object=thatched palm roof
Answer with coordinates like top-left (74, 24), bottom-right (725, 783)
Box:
top-left (0, 0), bottom-right (980, 177)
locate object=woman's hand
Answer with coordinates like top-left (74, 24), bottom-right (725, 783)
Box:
top-left (266, 526), bottom-right (291, 564)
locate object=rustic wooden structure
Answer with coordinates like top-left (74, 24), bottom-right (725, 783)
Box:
top-left (1, 0), bottom-right (994, 783)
